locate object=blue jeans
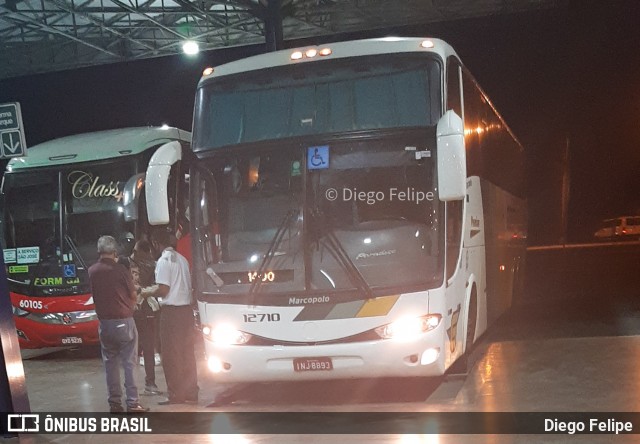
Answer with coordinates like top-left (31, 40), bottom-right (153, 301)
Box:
top-left (99, 318), bottom-right (140, 408)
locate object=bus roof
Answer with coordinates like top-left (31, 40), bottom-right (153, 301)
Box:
top-left (198, 37), bottom-right (458, 85)
top-left (6, 126), bottom-right (191, 171)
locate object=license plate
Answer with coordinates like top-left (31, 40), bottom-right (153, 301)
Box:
top-left (293, 357), bottom-right (333, 372)
top-left (61, 337), bottom-right (83, 345)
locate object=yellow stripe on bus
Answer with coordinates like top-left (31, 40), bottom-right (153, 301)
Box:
top-left (355, 295), bottom-right (399, 318)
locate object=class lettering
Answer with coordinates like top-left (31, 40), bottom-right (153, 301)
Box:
top-left (68, 170), bottom-right (122, 201)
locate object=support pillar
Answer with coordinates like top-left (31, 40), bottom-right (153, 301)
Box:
top-left (0, 252), bottom-right (30, 436)
top-left (264, 0), bottom-right (283, 52)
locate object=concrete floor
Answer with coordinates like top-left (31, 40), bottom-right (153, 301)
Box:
top-left (15, 332), bottom-right (640, 413)
top-left (16, 342), bottom-right (230, 413)
top-left (5, 231), bottom-right (640, 443)
top-left (7, 255), bottom-right (640, 444)
top-left (4, 331), bottom-right (640, 443)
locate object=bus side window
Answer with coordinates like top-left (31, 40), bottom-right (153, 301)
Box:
top-left (446, 200), bottom-right (463, 281)
top-left (196, 171), bottom-right (219, 265)
top-left (446, 57), bottom-right (462, 118)
top-left (168, 156), bottom-right (190, 233)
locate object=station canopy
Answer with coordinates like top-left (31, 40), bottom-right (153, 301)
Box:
top-left (0, 0), bottom-right (560, 80)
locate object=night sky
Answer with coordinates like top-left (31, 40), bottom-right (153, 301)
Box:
top-left (1, 1), bottom-right (639, 244)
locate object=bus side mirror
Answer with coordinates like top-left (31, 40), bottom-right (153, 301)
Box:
top-left (146, 141), bottom-right (182, 225)
top-left (122, 173), bottom-right (145, 222)
top-left (436, 110), bottom-right (466, 201)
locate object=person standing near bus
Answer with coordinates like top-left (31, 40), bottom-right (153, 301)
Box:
top-left (142, 228), bottom-right (198, 405)
top-left (130, 239), bottom-right (162, 396)
top-left (88, 235), bottom-right (149, 414)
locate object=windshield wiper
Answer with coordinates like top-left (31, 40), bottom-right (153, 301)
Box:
top-left (310, 208), bottom-right (374, 299)
top-left (248, 208), bottom-right (299, 304)
top-left (65, 235), bottom-right (87, 269)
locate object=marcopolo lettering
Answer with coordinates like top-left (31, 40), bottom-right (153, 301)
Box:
top-left (289, 296), bottom-right (330, 305)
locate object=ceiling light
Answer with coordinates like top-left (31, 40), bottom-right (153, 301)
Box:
top-left (182, 40), bottom-right (200, 55)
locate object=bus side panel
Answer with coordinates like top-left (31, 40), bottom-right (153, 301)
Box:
top-left (463, 176), bottom-right (487, 342)
top-left (481, 178), bottom-right (527, 325)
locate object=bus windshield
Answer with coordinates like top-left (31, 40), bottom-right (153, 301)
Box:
top-left (193, 54), bottom-right (441, 151)
top-left (194, 128), bottom-right (443, 298)
top-left (2, 161), bottom-right (137, 295)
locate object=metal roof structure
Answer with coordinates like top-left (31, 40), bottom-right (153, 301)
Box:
top-left (0, 0), bottom-right (561, 80)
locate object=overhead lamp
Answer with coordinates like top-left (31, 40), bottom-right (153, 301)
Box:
top-left (182, 40), bottom-right (200, 55)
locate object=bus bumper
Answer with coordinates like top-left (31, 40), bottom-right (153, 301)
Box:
top-left (14, 317), bottom-right (99, 349)
top-left (203, 325), bottom-right (446, 382)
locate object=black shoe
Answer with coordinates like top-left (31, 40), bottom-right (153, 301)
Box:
top-left (142, 386), bottom-right (163, 396)
top-left (110, 404), bottom-right (125, 414)
top-left (127, 403), bottom-right (150, 413)
top-left (158, 398), bottom-right (185, 405)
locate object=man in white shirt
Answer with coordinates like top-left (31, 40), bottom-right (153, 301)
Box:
top-left (144, 228), bottom-right (198, 405)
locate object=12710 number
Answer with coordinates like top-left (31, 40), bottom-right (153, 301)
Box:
top-left (243, 313), bottom-right (281, 323)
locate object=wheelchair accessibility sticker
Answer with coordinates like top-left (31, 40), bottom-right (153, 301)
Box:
top-left (63, 264), bottom-right (76, 278)
top-left (307, 146), bottom-right (329, 170)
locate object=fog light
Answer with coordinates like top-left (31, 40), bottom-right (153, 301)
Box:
top-left (420, 348), bottom-right (439, 365)
top-left (16, 329), bottom-right (28, 341)
top-left (208, 356), bottom-right (224, 373)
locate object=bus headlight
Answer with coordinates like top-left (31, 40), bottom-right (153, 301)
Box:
top-left (375, 314), bottom-right (441, 341)
top-left (12, 306), bottom-right (29, 317)
top-left (203, 323), bottom-right (252, 345)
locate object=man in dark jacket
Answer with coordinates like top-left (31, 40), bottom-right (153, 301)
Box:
top-left (130, 239), bottom-right (162, 395)
top-left (88, 235), bottom-right (149, 414)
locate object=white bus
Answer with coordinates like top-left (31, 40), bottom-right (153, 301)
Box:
top-left (1, 127), bottom-right (191, 348)
top-left (149, 38), bottom-right (526, 381)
